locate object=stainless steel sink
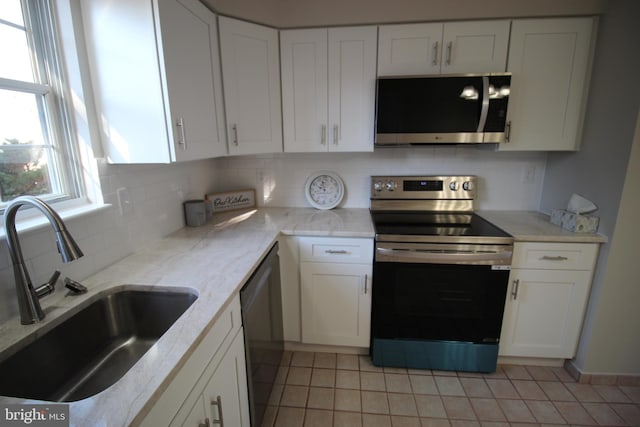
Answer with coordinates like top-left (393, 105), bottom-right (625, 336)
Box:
top-left (0, 288), bottom-right (197, 402)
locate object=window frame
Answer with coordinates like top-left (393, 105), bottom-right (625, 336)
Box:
top-left (0, 0), bottom-right (85, 211)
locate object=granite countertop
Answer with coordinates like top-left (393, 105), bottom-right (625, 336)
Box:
top-left (0, 207), bottom-right (374, 427)
top-left (480, 210), bottom-right (608, 243)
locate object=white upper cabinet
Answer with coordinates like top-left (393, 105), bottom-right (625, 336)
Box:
top-left (377, 20), bottom-right (510, 76)
top-left (82, 0), bottom-right (227, 163)
top-left (500, 17), bottom-right (596, 151)
top-left (219, 17), bottom-right (283, 156)
top-left (281, 26), bottom-right (377, 153)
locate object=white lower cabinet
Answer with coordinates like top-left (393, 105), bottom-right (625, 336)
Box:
top-left (499, 242), bottom-right (599, 359)
top-left (140, 296), bottom-right (249, 427)
top-left (177, 331), bottom-right (248, 427)
top-left (296, 237), bottom-right (374, 348)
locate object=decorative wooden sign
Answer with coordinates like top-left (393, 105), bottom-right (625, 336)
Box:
top-left (206, 189), bottom-right (256, 213)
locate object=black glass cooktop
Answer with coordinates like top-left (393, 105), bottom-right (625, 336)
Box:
top-left (370, 212), bottom-right (511, 238)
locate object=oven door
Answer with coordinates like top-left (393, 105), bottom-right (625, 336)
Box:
top-left (371, 242), bottom-right (511, 372)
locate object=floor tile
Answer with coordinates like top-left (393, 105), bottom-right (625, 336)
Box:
top-left (291, 351), bottom-right (314, 367)
top-left (390, 415), bottom-right (421, 427)
top-left (565, 383), bottom-right (605, 402)
top-left (419, 418), bottom-right (452, 427)
top-left (442, 396), bottom-right (476, 420)
top-left (496, 399), bottom-right (536, 423)
top-left (611, 402), bottom-right (640, 426)
top-left (334, 388), bottom-right (361, 412)
top-left (361, 371), bottom-right (386, 391)
top-left (511, 380), bottom-right (547, 400)
top-left (410, 374), bottom-right (439, 395)
top-left (384, 366), bottom-right (409, 374)
top-left (525, 365), bottom-right (558, 381)
top-left (362, 390), bottom-right (390, 414)
top-left (261, 405), bottom-right (277, 427)
top-left (360, 355), bottom-right (384, 372)
top-left (306, 386), bottom-right (334, 410)
top-left (460, 378), bottom-right (493, 398)
top-left (486, 379), bottom-right (519, 399)
top-left (553, 401), bottom-right (597, 425)
top-left (280, 385), bottom-right (309, 407)
top-left (303, 408), bottom-right (333, 427)
top-left (435, 376), bottom-right (466, 396)
top-left (274, 406), bottom-right (305, 427)
top-left (336, 353), bottom-right (359, 370)
top-left (385, 373), bottom-right (412, 393)
top-left (388, 393), bottom-right (419, 416)
top-left (333, 411), bottom-right (362, 427)
top-left (310, 368), bottom-right (335, 388)
top-left (582, 402), bottom-right (627, 425)
top-left (621, 385), bottom-right (640, 404)
top-left (593, 384), bottom-right (633, 403)
top-left (502, 365), bottom-right (533, 380)
top-left (538, 380), bottom-right (576, 401)
top-left (336, 369), bottom-right (360, 389)
top-left (415, 395), bottom-right (447, 418)
top-left (287, 366), bottom-right (312, 386)
top-left (313, 352), bottom-right (336, 369)
top-left (469, 398), bottom-right (506, 422)
top-left (362, 413), bottom-right (392, 427)
top-left (525, 400), bottom-right (565, 424)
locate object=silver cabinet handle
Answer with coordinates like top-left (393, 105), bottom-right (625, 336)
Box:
top-left (325, 249), bottom-right (349, 255)
top-left (477, 76), bottom-right (490, 132)
top-left (432, 41), bottom-right (439, 66)
top-left (211, 396), bottom-right (224, 426)
top-left (540, 255), bottom-right (569, 261)
top-left (232, 124), bottom-right (238, 146)
top-left (198, 419), bottom-right (210, 427)
top-left (176, 117), bottom-right (187, 150)
top-left (505, 120), bottom-right (512, 142)
top-left (511, 279), bottom-right (520, 300)
top-left (445, 41), bottom-right (452, 65)
top-left (321, 124), bottom-right (326, 145)
top-left (363, 274), bottom-right (368, 294)
top-left (333, 125), bottom-right (339, 145)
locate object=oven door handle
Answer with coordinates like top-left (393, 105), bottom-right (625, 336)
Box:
top-left (376, 247), bottom-right (512, 265)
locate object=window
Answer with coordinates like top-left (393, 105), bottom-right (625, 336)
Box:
top-left (0, 0), bottom-right (82, 208)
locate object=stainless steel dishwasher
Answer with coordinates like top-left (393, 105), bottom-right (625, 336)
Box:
top-left (240, 242), bottom-right (283, 427)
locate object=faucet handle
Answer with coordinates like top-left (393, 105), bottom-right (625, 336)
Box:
top-left (35, 270), bottom-right (60, 298)
top-left (64, 277), bottom-right (88, 295)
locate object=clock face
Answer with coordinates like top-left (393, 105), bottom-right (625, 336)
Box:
top-left (305, 172), bottom-right (345, 210)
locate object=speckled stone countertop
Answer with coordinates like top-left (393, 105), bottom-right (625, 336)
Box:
top-left (0, 207), bottom-right (374, 427)
top-left (479, 210), bottom-right (608, 243)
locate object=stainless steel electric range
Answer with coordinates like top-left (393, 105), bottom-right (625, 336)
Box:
top-left (370, 175), bottom-right (513, 373)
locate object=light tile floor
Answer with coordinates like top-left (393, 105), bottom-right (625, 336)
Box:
top-left (262, 351), bottom-right (640, 427)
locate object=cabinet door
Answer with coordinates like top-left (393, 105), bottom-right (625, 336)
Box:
top-left (202, 331), bottom-right (250, 427)
top-left (501, 18), bottom-right (595, 151)
top-left (377, 23), bottom-right (443, 75)
top-left (301, 262), bottom-right (372, 347)
top-left (441, 20), bottom-right (510, 74)
top-left (219, 17), bottom-right (282, 156)
top-left (328, 26), bottom-right (377, 152)
top-left (157, 0), bottom-right (227, 161)
top-left (281, 29), bottom-right (328, 153)
top-left (179, 397), bottom-right (207, 427)
top-left (499, 269), bottom-right (593, 358)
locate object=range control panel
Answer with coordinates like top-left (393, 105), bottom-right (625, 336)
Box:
top-left (370, 176), bottom-right (477, 200)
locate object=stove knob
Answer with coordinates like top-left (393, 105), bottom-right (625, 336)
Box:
top-left (373, 181), bottom-right (383, 192)
top-left (463, 181), bottom-right (474, 191)
top-left (449, 181), bottom-right (459, 191)
top-left (386, 180), bottom-right (396, 191)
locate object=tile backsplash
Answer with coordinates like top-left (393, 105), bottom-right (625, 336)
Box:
top-left (0, 146), bottom-right (546, 323)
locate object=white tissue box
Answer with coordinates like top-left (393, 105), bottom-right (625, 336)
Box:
top-left (550, 209), bottom-right (599, 233)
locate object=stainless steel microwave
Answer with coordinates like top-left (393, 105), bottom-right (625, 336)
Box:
top-left (375, 73), bottom-right (511, 145)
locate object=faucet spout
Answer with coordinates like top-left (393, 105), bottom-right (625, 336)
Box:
top-left (3, 196), bottom-right (84, 324)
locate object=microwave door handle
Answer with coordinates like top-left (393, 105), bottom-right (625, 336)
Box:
top-left (477, 75), bottom-right (490, 133)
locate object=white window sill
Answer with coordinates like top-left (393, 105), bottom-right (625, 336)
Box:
top-left (0, 201), bottom-right (112, 240)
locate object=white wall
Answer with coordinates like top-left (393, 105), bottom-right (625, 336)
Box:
top-left (539, 0), bottom-right (640, 375)
top-left (0, 159), bottom-right (217, 323)
top-left (212, 146), bottom-right (547, 210)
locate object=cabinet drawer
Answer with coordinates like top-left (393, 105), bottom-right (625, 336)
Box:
top-left (512, 242), bottom-right (598, 270)
top-left (299, 237), bottom-right (373, 264)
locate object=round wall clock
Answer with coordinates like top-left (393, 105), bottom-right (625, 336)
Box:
top-left (304, 171), bottom-right (345, 210)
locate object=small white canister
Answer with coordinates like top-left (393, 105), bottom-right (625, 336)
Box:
top-left (183, 200), bottom-right (206, 227)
